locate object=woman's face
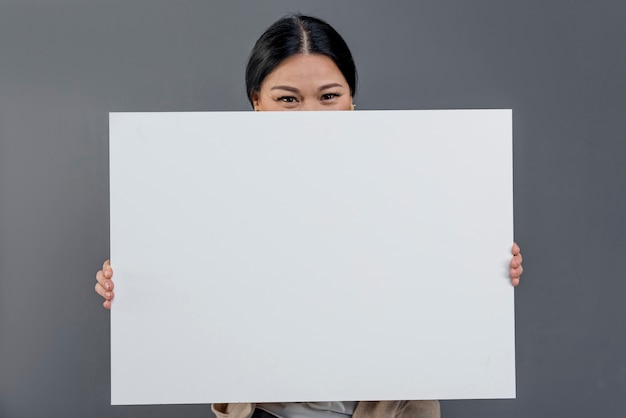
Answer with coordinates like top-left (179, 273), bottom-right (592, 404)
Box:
top-left (252, 53), bottom-right (353, 111)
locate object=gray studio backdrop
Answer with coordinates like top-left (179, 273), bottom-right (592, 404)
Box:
top-left (1, 0), bottom-right (624, 417)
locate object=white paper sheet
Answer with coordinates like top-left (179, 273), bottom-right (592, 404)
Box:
top-left (110, 110), bottom-right (515, 405)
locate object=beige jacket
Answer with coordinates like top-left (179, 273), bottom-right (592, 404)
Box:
top-left (212, 401), bottom-right (440, 418)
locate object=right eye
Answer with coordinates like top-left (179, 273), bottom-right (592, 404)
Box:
top-left (277, 96), bottom-right (298, 103)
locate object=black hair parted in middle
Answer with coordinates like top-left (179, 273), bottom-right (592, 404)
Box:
top-left (245, 14), bottom-right (357, 107)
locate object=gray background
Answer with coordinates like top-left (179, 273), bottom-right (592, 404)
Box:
top-left (0, 0), bottom-right (624, 417)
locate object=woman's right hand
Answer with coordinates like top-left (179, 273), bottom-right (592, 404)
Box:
top-left (95, 259), bottom-right (115, 309)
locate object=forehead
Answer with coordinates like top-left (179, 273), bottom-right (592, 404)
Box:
top-left (261, 53), bottom-right (348, 88)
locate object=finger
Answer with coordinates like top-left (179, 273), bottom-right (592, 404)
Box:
top-left (102, 259), bottom-right (113, 279)
top-left (95, 282), bottom-right (106, 298)
top-left (95, 282), bottom-right (115, 300)
top-left (510, 253), bottom-right (523, 268)
top-left (510, 277), bottom-right (520, 287)
top-left (510, 265), bottom-right (523, 279)
top-left (103, 299), bottom-right (112, 310)
top-left (512, 242), bottom-right (520, 255)
top-left (96, 270), bottom-right (114, 291)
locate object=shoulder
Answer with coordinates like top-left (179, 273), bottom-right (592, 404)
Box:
top-left (354, 400), bottom-right (440, 418)
top-left (211, 403), bottom-right (255, 418)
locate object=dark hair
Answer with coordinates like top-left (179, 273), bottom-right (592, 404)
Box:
top-left (245, 14), bottom-right (357, 107)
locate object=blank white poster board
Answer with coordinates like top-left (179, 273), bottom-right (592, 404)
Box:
top-left (109, 110), bottom-right (515, 405)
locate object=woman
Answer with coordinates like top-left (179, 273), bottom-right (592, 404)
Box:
top-left (95, 14), bottom-right (524, 418)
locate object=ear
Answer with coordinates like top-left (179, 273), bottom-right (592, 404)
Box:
top-left (251, 92), bottom-right (260, 111)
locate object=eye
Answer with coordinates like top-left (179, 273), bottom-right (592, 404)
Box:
top-left (277, 96), bottom-right (298, 103)
top-left (321, 93), bottom-right (341, 101)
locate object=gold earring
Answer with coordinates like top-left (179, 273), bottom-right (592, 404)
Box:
top-left (351, 103), bottom-right (356, 111)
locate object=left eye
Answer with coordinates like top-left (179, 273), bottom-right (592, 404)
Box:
top-left (321, 93), bottom-right (339, 101)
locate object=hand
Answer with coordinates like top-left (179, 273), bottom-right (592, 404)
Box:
top-left (510, 242), bottom-right (523, 287)
top-left (95, 259), bottom-right (115, 309)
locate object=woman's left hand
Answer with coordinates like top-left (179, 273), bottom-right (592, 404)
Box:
top-left (510, 242), bottom-right (523, 286)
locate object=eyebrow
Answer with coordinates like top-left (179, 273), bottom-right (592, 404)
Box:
top-left (317, 83), bottom-right (344, 91)
top-left (270, 83), bottom-right (345, 93)
top-left (270, 85), bottom-right (300, 93)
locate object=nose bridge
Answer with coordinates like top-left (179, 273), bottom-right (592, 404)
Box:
top-left (301, 99), bottom-right (323, 111)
